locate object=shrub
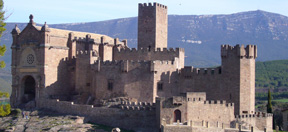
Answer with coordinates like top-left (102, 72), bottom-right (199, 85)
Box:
top-left (10, 108), bottom-right (22, 117)
top-left (0, 104), bottom-right (11, 117)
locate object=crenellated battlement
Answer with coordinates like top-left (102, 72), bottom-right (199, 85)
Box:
top-left (139, 2), bottom-right (167, 9)
top-left (76, 50), bottom-right (98, 57)
top-left (119, 101), bottom-right (155, 111)
top-left (221, 44), bottom-right (257, 59)
top-left (181, 66), bottom-right (222, 78)
top-left (117, 47), bottom-right (184, 54)
top-left (94, 60), bottom-right (122, 65)
top-left (74, 36), bottom-right (96, 43)
top-left (93, 60), bottom-right (177, 66)
top-left (93, 60), bottom-right (151, 66)
top-left (73, 35), bottom-right (125, 46)
top-left (92, 59), bottom-right (178, 72)
top-left (114, 47), bottom-right (185, 68)
top-left (235, 112), bottom-right (273, 119)
top-left (151, 60), bottom-right (176, 65)
top-left (202, 100), bottom-right (234, 108)
top-left (63, 56), bottom-right (76, 62)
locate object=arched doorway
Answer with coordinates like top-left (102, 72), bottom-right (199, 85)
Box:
top-left (173, 109), bottom-right (181, 122)
top-left (22, 76), bottom-right (36, 103)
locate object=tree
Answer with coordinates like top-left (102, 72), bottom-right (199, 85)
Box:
top-left (0, 91), bottom-right (9, 97)
top-left (0, 45), bottom-right (5, 68)
top-left (0, 91), bottom-right (10, 117)
top-left (0, 0), bottom-right (6, 68)
top-left (267, 89), bottom-right (273, 113)
top-left (0, 104), bottom-right (10, 116)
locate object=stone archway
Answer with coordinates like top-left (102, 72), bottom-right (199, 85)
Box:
top-left (173, 109), bottom-right (181, 123)
top-left (22, 75), bottom-right (36, 103)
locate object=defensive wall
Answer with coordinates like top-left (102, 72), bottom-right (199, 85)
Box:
top-left (235, 112), bottom-right (273, 131)
top-left (178, 66), bottom-right (224, 104)
top-left (157, 93), bottom-right (235, 128)
top-left (113, 47), bottom-right (185, 68)
top-left (161, 123), bottom-right (269, 132)
top-left (157, 93), bottom-right (272, 132)
top-left (39, 99), bottom-right (157, 132)
top-left (90, 60), bottom-right (179, 102)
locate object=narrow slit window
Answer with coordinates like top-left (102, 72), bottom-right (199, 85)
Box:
top-left (108, 80), bottom-right (113, 91)
top-left (157, 82), bottom-right (163, 91)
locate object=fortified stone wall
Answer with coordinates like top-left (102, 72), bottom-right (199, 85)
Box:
top-left (178, 44), bottom-right (256, 115)
top-left (187, 100), bottom-right (234, 124)
top-left (91, 60), bottom-right (154, 102)
top-left (91, 60), bottom-right (181, 102)
top-left (179, 66), bottom-right (223, 102)
top-left (43, 48), bottom-right (70, 97)
top-left (75, 50), bottom-right (98, 94)
top-left (157, 93), bottom-right (234, 127)
top-left (113, 47), bottom-right (185, 68)
top-left (152, 60), bottom-right (180, 100)
top-left (235, 112), bottom-right (273, 131)
top-left (39, 99), bottom-right (157, 132)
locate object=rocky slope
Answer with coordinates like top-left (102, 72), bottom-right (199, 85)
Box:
top-left (0, 109), bottom-right (125, 132)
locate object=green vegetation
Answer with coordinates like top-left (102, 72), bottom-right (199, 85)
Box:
top-left (256, 92), bottom-right (288, 101)
top-left (267, 89), bottom-right (273, 113)
top-left (0, 68), bottom-right (12, 94)
top-left (0, 103), bottom-right (10, 116)
top-left (272, 99), bottom-right (288, 103)
top-left (10, 108), bottom-right (21, 117)
top-left (0, 91), bottom-right (10, 117)
top-left (0, 90), bottom-right (9, 97)
top-left (256, 60), bottom-right (288, 88)
top-left (0, 0), bottom-right (6, 69)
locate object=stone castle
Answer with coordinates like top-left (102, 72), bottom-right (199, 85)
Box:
top-left (10, 3), bottom-right (272, 132)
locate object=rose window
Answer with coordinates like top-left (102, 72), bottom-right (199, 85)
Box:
top-left (27, 54), bottom-right (34, 64)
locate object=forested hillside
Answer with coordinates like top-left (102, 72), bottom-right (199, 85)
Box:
top-left (256, 60), bottom-right (288, 89)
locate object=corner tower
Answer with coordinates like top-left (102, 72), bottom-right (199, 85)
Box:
top-left (221, 44), bottom-right (257, 115)
top-left (137, 3), bottom-right (168, 49)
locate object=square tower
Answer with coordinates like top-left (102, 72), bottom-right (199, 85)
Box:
top-left (137, 3), bottom-right (168, 49)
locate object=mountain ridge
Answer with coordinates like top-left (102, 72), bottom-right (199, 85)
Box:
top-left (1, 10), bottom-right (288, 68)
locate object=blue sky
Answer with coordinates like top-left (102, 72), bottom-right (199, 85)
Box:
top-left (4, 0), bottom-right (288, 24)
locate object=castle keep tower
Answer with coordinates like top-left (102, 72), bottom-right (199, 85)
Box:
top-left (137, 3), bottom-right (168, 49)
top-left (221, 45), bottom-right (257, 115)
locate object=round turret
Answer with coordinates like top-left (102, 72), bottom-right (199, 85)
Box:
top-left (41, 22), bottom-right (50, 32)
top-left (11, 24), bottom-right (21, 35)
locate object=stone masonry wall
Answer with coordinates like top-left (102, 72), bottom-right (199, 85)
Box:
top-left (39, 99), bottom-right (157, 132)
top-left (91, 60), bottom-right (154, 102)
top-left (113, 47), bottom-right (185, 68)
top-left (187, 100), bottom-right (235, 124)
top-left (236, 112), bottom-right (273, 131)
top-left (43, 47), bottom-right (71, 98)
top-left (158, 95), bottom-right (234, 126)
top-left (178, 44), bottom-right (256, 115)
